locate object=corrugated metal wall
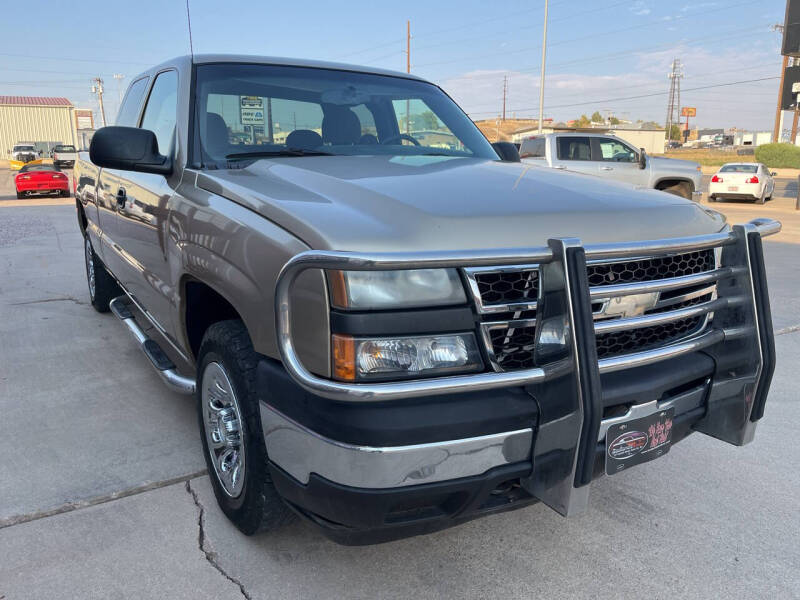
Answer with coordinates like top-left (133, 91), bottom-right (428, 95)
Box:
top-left (0, 105), bottom-right (78, 157)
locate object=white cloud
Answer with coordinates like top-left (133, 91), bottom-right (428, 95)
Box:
top-left (439, 43), bottom-right (778, 130)
top-left (629, 1), bottom-right (652, 16)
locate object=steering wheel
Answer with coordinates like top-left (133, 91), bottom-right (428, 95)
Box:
top-left (381, 133), bottom-right (421, 146)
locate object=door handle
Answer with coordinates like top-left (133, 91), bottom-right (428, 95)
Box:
top-left (553, 165), bottom-right (566, 170)
top-left (115, 187), bottom-right (126, 209)
top-left (600, 166), bottom-right (613, 171)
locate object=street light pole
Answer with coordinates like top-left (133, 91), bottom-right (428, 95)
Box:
top-left (537, 0), bottom-right (549, 133)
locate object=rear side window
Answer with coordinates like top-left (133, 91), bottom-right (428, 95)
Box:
top-left (556, 137), bottom-right (591, 161)
top-left (520, 137), bottom-right (546, 158)
top-left (116, 77), bottom-right (149, 127)
top-left (140, 70), bottom-right (179, 155)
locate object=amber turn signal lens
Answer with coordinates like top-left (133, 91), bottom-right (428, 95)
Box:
top-left (332, 334), bottom-right (355, 381)
top-left (328, 270), bottom-right (349, 309)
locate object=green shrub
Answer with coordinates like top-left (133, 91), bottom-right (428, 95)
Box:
top-left (754, 143), bottom-right (800, 168)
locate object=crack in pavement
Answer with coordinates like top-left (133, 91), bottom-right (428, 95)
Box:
top-left (775, 324), bottom-right (800, 336)
top-left (9, 295), bottom-right (87, 306)
top-left (185, 480), bottom-right (252, 600)
top-left (0, 470), bottom-right (207, 530)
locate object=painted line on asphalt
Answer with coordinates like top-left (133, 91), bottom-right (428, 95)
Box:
top-left (0, 470), bottom-right (208, 530)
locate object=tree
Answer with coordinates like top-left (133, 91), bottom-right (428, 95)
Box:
top-left (591, 111), bottom-right (603, 123)
top-left (609, 116), bottom-right (620, 125)
top-left (574, 114), bottom-right (591, 128)
top-left (669, 124), bottom-right (682, 141)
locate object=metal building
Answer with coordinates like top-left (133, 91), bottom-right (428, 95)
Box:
top-left (0, 96), bottom-right (78, 158)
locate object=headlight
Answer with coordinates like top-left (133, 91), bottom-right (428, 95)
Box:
top-left (329, 269), bottom-right (466, 310)
top-left (332, 333), bottom-right (482, 381)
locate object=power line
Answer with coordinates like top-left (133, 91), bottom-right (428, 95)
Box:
top-left (468, 75), bottom-right (780, 116)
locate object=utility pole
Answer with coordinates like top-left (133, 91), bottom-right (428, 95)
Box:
top-left (502, 75), bottom-right (508, 121)
top-left (537, 0), bottom-right (548, 133)
top-left (775, 54), bottom-right (789, 143)
top-left (406, 20), bottom-right (411, 135)
top-left (113, 73), bottom-right (125, 104)
top-left (664, 59), bottom-right (683, 148)
top-left (91, 77), bottom-right (107, 127)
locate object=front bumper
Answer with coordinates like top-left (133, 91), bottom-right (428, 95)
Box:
top-left (269, 219), bottom-right (778, 537)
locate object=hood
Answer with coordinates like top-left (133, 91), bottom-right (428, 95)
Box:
top-left (197, 155), bottom-right (725, 252)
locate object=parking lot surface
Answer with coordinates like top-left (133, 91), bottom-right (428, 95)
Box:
top-left (1, 170), bottom-right (798, 599)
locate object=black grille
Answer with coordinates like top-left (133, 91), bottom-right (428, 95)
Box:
top-left (474, 269), bottom-right (539, 306)
top-left (595, 316), bottom-right (705, 359)
top-left (587, 250), bottom-right (715, 287)
top-left (488, 325), bottom-right (537, 370)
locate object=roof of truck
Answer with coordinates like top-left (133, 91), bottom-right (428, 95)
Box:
top-left (140, 54), bottom-right (428, 83)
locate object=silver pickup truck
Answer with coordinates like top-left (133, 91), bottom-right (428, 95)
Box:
top-left (75, 54), bottom-right (778, 545)
top-left (519, 132), bottom-right (703, 200)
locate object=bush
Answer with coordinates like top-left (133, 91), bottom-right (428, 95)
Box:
top-left (754, 143), bottom-right (800, 168)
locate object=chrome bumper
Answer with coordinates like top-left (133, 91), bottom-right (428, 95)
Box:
top-left (273, 218), bottom-right (779, 515)
top-left (260, 404), bottom-right (532, 489)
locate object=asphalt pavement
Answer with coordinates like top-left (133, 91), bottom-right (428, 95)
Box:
top-left (1, 172), bottom-right (798, 599)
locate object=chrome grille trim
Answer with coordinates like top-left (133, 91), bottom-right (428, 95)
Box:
top-left (592, 296), bottom-right (744, 335)
top-left (587, 266), bottom-right (743, 300)
top-left (463, 264), bottom-right (540, 314)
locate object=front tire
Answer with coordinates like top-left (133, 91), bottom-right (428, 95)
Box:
top-left (196, 320), bottom-right (295, 535)
top-left (84, 236), bottom-right (121, 312)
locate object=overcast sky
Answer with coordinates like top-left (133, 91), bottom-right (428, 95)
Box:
top-left (0, 0), bottom-right (786, 130)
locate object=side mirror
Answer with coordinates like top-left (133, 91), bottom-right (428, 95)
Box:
top-left (90, 126), bottom-right (172, 175)
top-left (492, 141), bottom-right (521, 162)
top-left (638, 148), bottom-right (647, 169)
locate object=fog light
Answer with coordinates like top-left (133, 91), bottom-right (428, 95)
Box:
top-left (332, 333), bottom-right (482, 381)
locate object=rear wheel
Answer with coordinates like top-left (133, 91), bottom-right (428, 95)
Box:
top-left (84, 236), bottom-right (121, 312)
top-left (707, 195), bottom-right (716, 202)
top-left (16, 191), bottom-right (24, 199)
top-left (756, 190), bottom-right (766, 205)
top-left (197, 320), bottom-right (295, 535)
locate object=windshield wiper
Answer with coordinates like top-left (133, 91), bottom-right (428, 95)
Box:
top-left (225, 148), bottom-right (333, 159)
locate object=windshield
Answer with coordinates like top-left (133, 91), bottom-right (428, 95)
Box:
top-left (193, 63), bottom-right (498, 168)
top-left (54, 145), bottom-right (76, 152)
top-left (719, 164), bottom-right (757, 173)
top-left (13, 145), bottom-right (35, 152)
top-left (20, 165), bottom-right (58, 172)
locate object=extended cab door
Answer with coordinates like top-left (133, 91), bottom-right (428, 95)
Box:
top-left (591, 137), bottom-right (647, 186)
top-left (112, 69), bottom-right (179, 332)
top-left (96, 76), bottom-right (150, 273)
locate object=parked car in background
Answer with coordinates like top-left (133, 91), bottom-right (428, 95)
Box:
top-left (14, 163), bottom-right (69, 198)
top-left (519, 132), bottom-right (703, 200)
top-left (51, 144), bottom-right (77, 168)
top-left (708, 163), bottom-right (775, 204)
top-left (9, 143), bottom-right (38, 163)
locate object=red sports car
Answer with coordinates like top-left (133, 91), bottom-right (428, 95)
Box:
top-left (14, 164), bottom-right (70, 199)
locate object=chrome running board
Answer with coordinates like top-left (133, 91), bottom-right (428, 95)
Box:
top-left (109, 296), bottom-right (196, 395)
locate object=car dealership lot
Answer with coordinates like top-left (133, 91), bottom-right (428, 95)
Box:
top-left (1, 171), bottom-right (799, 598)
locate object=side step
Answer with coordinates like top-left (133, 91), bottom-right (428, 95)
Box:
top-left (109, 296), bottom-right (196, 395)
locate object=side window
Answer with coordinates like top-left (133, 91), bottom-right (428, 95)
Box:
top-left (115, 77), bottom-right (149, 126)
top-left (520, 137), bottom-right (545, 158)
top-left (596, 137), bottom-right (636, 162)
top-left (556, 137), bottom-right (591, 161)
top-left (140, 70), bottom-right (179, 155)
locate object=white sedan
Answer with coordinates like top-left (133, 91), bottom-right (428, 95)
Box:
top-left (708, 162), bottom-right (775, 204)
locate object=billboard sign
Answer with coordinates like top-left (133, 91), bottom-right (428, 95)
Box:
top-left (680, 107), bottom-right (696, 117)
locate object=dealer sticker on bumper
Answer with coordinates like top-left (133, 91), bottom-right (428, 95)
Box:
top-left (605, 408), bottom-right (674, 475)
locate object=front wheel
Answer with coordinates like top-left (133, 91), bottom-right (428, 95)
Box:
top-left (196, 320), bottom-right (295, 535)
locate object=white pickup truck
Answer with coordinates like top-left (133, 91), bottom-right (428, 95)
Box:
top-left (51, 144), bottom-right (77, 169)
top-left (519, 132), bottom-right (703, 200)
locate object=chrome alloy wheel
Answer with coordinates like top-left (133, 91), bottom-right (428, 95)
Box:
top-left (84, 237), bottom-right (96, 299)
top-left (202, 362), bottom-right (246, 498)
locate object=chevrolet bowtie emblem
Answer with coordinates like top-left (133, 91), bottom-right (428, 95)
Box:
top-left (598, 292), bottom-right (660, 319)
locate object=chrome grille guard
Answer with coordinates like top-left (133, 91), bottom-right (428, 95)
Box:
top-left (274, 218), bottom-right (779, 516)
